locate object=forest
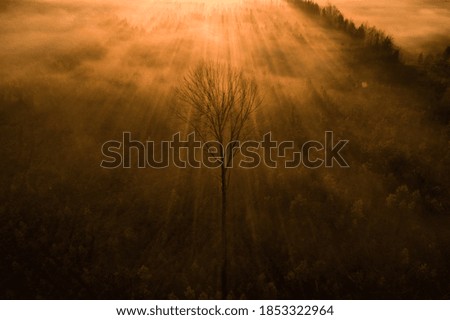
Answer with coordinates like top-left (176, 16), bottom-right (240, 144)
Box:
top-left (0, 0), bottom-right (449, 299)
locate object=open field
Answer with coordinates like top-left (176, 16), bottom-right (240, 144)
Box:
top-left (0, 0), bottom-right (449, 298)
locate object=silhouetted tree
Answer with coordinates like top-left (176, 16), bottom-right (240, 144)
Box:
top-left (176, 61), bottom-right (260, 298)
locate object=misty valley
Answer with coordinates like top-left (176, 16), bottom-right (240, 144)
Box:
top-left (0, 0), bottom-right (449, 299)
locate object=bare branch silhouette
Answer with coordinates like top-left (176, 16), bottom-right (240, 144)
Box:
top-left (176, 61), bottom-right (260, 298)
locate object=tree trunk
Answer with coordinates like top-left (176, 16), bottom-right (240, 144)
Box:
top-left (220, 164), bottom-right (228, 299)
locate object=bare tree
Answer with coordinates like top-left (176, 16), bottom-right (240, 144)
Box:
top-left (176, 61), bottom-right (260, 298)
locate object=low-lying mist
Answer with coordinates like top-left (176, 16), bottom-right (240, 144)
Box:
top-left (315, 0), bottom-right (450, 56)
top-left (0, 0), bottom-right (449, 299)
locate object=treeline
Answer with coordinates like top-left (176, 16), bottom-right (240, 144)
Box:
top-left (288, 0), bottom-right (399, 62)
top-left (289, 0), bottom-right (449, 122)
top-left (417, 47), bottom-right (450, 122)
top-left (0, 0), bottom-right (448, 300)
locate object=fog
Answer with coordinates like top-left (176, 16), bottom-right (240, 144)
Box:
top-left (0, 0), bottom-right (449, 299)
top-left (315, 0), bottom-right (450, 56)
